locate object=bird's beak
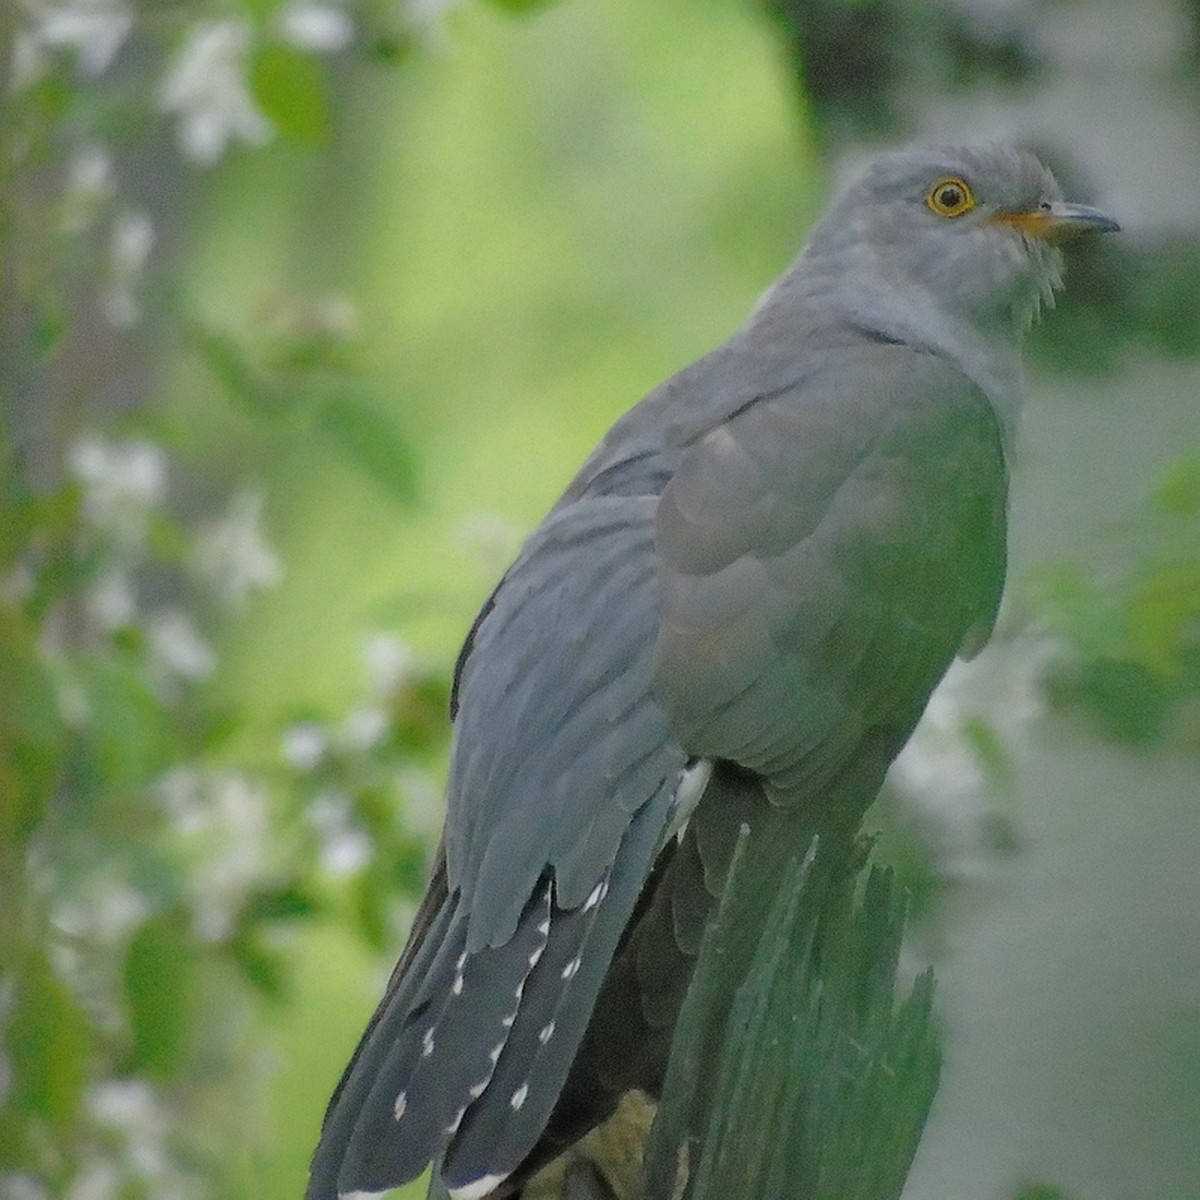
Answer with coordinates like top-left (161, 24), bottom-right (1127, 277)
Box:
top-left (990, 200), bottom-right (1121, 239)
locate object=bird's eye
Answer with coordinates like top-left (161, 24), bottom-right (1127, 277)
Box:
top-left (926, 177), bottom-right (975, 218)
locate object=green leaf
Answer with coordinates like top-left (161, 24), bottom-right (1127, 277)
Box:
top-left (250, 46), bottom-right (330, 145)
top-left (1042, 656), bottom-right (1173, 744)
top-left (961, 714), bottom-right (1014, 785)
top-left (1125, 561), bottom-right (1200, 676)
top-left (241, 883), bottom-right (321, 923)
top-left (350, 857), bottom-right (392, 951)
top-left (189, 321), bottom-right (290, 417)
top-left (7, 954), bottom-right (92, 1130)
top-left (0, 607), bottom-right (62, 845)
top-left (315, 391), bottom-right (418, 502)
top-left (75, 657), bottom-right (179, 795)
top-left (1154, 457), bottom-right (1200, 517)
top-left (34, 294), bottom-right (68, 357)
top-left (124, 908), bottom-right (198, 1078)
top-left (1014, 1185), bottom-right (1077, 1200)
top-left (485, 0), bottom-right (562, 13)
top-left (230, 931), bottom-right (290, 1000)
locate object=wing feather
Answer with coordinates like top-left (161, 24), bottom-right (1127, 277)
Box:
top-left (653, 343), bottom-right (1008, 796)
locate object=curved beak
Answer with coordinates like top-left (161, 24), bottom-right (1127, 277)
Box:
top-left (991, 200), bottom-right (1121, 239)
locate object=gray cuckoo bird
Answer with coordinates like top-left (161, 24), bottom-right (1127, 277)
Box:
top-left (307, 144), bottom-right (1118, 1200)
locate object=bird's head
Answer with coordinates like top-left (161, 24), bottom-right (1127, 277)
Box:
top-left (805, 143), bottom-right (1120, 334)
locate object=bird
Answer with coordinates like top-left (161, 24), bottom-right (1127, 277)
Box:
top-left (306, 143), bottom-right (1119, 1200)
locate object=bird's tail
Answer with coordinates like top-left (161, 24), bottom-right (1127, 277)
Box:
top-left (307, 789), bottom-right (675, 1200)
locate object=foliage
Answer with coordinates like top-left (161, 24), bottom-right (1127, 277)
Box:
top-left (1028, 458), bottom-right (1200, 746)
top-left (761, 0), bottom-right (1038, 141)
top-left (0, 409), bottom-right (448, 1195)
top-left (1012, 1185), bottom-right (1077, 1200)
top-left (0, 2), bottom-right (460, 1196)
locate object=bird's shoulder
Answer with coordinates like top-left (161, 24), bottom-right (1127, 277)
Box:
top-left (649, 336), bottom-right (1010, 790)
top-left (652, 334), bottom-right (1007, 573)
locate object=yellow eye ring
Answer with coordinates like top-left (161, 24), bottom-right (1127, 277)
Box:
top-left (927, 177), bottom-right (975, 218)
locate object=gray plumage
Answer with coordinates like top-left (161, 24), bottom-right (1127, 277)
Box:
top-left (307, 143), bottom-right (1117, 1200)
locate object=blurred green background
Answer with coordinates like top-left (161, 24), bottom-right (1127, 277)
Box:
top-left (2, 0), bottom-right (1198, 1198)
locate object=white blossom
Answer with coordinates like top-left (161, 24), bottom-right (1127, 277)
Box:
top-left (191, 490), bottom-right (284, 607)
top-left (278, 1), bottom-right (355, 52)
top-left (283, 722), bottom-right (328, 772)
top-left (88, 1079), bottom-right (159, 1128)
top-left (0, 1174), bottom-right (50, 1200)
top-left (157, 768), bottom-right (270, 940)
top-left (52, 879), bottom-right (146, 945)
top-left (101, 209), bottom-right (154, 327)
top-left (308, 791), bottom-right (371, 876)
top-left (158, 20), bottom-right (272, 166)
top-left (55, 674), bottom-right (91, 727)
top-left (0, 978), bottom-right (13, 1107)
top-left (86, 1081), bottom-right (169, 1178)
top-left (362, 632), bottom-right (417, 698)
top-left (11, 31), bottom-right (46, 91)
top-left (1, 560), bottom-right (35, 607)
top-left (70, 142), bottom-right (114, 196)
top-left (64, 1159), bottom-right (121, 1200)
top-left (890, 635), bottom-right (1057, 877)
top-left (77, 1081), bottom-right (197, 1200)
top-left (62, 143), bottom-right (115, 234)
top-left (147, 609), bottom-right (216, 684)
top-left (69, 434), bottom-right (166, 541)
top-left (404, 0), bottom-right (466, 32)
top-left (157, 765), bottom-right (205, 832)
top-left (342, 705), bottom-right (389, 751)
top-left (84, 568), bottom-right (135, 631)
top-left (15, 0), bottom-right (132, 87)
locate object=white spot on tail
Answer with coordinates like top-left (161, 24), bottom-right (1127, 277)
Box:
top-left (446, 1105), bottom-right (466, 1135)
top-left (447, 1173), bottom-right (508, 1200)
top-left (561, 955), bottom-right (581, 980)
top-left (528, 945), bottom-right (544, 968)
top-left (582, 878), bottom-right (606, 912)
top-left (667, 759), bottom-right (713, 842)
top-left (538, 1020), bottom-right (555, 1044)
top-left (468, 1078), bottom-right (489, 1099)
top-left (502, 1013), bottom-right (515, 1028)
top-left (489, 1041), bottom-right (504, 1064)
top-left (510, 1082), bottom-right (529, 1110)
top-left (537, 917), bottom-right (551, 936)
top-left (452, 972), bottom-right (464, 995)
top-left (456, 951), bottom-right (468, 971)
top-left (393, 1090), bottom-right (407, 1120)
top-left (421, 1027), bottom-right (435, 1057)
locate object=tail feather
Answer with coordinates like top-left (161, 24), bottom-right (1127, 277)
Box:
top-left (325, 907), bottom-right (469, 1195)
top-left (443, 782), bottom-right (674, 1193)
top-left (340, 882), bottom-right (555, 1194)
top-left (307, 897), bottom-right (459, 1200)
top-left (310, 779), bottom-right (680, 1200)
top-left (442, 875), bottom-right (610, 1187)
